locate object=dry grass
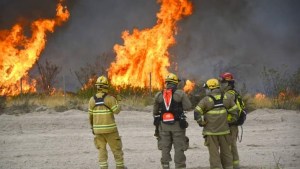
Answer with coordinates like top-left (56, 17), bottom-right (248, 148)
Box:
top-left (253, 96), bottom-right (273, 109)
top-left (120, 95), bottom-right (154, 110)
top-left (3, 91), bottom-right (299, 115)
top-left (5, 93), bottom-right (88, 113)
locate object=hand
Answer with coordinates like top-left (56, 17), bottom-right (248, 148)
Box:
top-left (91, 127), bottom-right (95, 135)
top-left (116, 94), bottom-right (122, 101)
top-left (197, 120), bottom-right (207, 127)
top-left (154, 129), bottom-right (160, 138)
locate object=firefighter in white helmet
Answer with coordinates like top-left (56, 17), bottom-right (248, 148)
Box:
top-left (153, 73), bottom-right (192, 169)
top-left (88, 76), bottom-right (126, 169)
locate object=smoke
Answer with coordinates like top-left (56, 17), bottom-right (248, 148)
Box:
top-left (173, 0), bottom-right (300, 92)
top-left (1, 0), bottom-right (299, 92)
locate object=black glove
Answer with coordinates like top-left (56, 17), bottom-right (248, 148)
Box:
top-left (154, 128), bottom-right (159, 138)
top-left (197, 120), bottom-right (207, 127)
top-left (194, 111), bottom-right (200, 120)
top-left (153, 115), bottom-right (160, 126)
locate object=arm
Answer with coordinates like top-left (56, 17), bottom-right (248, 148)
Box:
top-left (153, 92), bottom-right (161, 116)
top-left (182, 92), bottom-right (192, 111)
top-left (194, 98), bottom-right (207, 126)
top-left (153, 92), bottom-right (161, 138)
top-left (88, 97), bottom-right (94, 127)
top-left (225, 94), bottom-right (239, 124)
top-left (107, 95), bottom-right (121, 115)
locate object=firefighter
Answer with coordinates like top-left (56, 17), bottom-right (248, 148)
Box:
top-left (194, 78), bottom-right (238, 169)
top-left (219, 72), bottom-right (245, 169)
top-left (153, 73), bottom-right (192, 169)
top-left (88, 76), bottom-right (126, 169)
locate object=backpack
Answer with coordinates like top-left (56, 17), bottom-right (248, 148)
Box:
top-left (93, 93), bottom-right (112, 112)
top-left (227, 89), bottom-right (247, 126)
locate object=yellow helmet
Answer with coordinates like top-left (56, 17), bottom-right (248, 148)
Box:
top-left (165, 73), bottom-right (180, 84)
top-left (95, 76), bottom-right (109, 89)
top-left (203, 78), bottom-right (220, 90)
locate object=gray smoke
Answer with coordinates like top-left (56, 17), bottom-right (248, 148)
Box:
top-left (1, 0), bottom-right (299, 92)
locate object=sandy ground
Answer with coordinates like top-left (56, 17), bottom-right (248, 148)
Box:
top-left (0, 108), bottom-right (300, 169)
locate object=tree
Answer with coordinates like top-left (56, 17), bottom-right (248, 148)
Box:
top-left (74, 52), bottom-right (111, 89)
top-left (37, 59), bottom-right (61, 95)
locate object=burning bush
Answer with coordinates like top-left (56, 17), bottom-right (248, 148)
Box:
top-left (37, 60), bottom-right (61, 95)
top-left (261, 66), bottom-right (300, 110)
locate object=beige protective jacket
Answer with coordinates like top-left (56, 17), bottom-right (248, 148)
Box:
top-left (194, 89), bottom-right (238, 135)
top-left (88, 91), bottom-right (121, 134)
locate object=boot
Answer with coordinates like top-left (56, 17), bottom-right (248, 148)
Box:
top-left (161, 162), bottom-right (170, 169)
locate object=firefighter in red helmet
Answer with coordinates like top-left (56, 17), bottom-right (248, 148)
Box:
top-left (220, 72), bottom-right (246, 169)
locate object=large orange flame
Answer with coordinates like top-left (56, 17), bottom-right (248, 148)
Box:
top-left (0, 1), bottom-right (69, 96)
top-left (108, 0), bottom-right (192, 89)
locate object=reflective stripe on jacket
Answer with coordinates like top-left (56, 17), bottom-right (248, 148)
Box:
top-left (194, 89), bottom-right (238, 135)
top-left (88, 92), bottom-right (121, 134)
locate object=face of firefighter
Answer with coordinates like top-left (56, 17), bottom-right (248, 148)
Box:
top-left (220, 82), bottom-right (228, 91)
top-left (205, 89), bottom-right (211, 95)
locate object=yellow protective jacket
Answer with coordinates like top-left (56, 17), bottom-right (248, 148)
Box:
top-left (88, 91), bottom-right (121, 134)
top-left (224, 86), bottom-right (245, 120)
top-left (194, 89), bottom-right (238, 136)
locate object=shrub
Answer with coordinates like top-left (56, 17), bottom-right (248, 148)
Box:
top-left (261, 66), bottom-right (300, 110)
top-left (0, 96), bottom-right (6, 113)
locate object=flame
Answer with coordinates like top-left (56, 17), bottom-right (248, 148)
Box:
top-left (278, 92), bottom-right (285, 100)
top-left (81, 77), bottom-right (97, 91)
top-left (183, 80), bottom-right (195, 93)
top-left (255, 93), bottom-right (266, 100)
top-left (0, 1), bottom-right (69, 96)
top-left (108, 0), bottom-right (192, 89)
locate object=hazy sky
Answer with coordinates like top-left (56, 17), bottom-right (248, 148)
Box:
top-left (1, 0), bottom-right (299, 92)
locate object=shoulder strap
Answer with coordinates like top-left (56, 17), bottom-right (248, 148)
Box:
top-left (228, 89), bottom-right (238, 102)
top-left (208, 93), bottom-right (224, 108)
top-left (93, 93), bottom-right (112, 111)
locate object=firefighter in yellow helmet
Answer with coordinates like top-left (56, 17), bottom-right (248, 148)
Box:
top-left (88, 76), bottom-right (126, 169)
top-left (153, 73), bottom-right (192, 169)
top-left (194, 78), bottom-right (238, 169)
top-left (220, 72), bottom-right (246, 169)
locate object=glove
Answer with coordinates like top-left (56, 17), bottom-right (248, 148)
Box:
top-left (116, 94), bottom-right (122, 102)
top-left (91, 127), bottom-right (95, 135)
top-left (154, 129), bottom-right (160, 138)
top-left (153, 115), bottom-right (160, 126)
top-left (194, 111), bottom-right (200, 120)
top-left (197, 120), bottom-right (207, 127)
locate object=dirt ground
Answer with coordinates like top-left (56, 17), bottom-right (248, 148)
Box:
top-left (0, 108), bottom-right (299, 169)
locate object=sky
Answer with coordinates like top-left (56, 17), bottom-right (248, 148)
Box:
top-left (1, 0), bottom-right (299, 93)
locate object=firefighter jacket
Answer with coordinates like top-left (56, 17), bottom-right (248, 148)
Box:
top-left (88, 91), bottom-right (121, 134)
top-left (194, 89), bottom-right (238, 136)
top-left (153, 88), bottom-right (192, 131)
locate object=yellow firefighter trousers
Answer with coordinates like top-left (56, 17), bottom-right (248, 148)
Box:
top-left (206, 135), bottom-right (233, 169)
top-left (94, 131), bottom-right (124, 169)
top-left (230, 125), bottom-right (240, 169)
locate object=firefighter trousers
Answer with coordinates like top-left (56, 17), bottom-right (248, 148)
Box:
top-left (230, 125), bottom-right (240, 169)
top-left (159, 130), bottom-right (189, 169)
top-left (94, 131), bottom-right (125, 169)
top-left (206, 134), bottom-right (233, 169)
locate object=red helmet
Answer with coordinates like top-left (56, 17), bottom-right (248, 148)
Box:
top-left (220, 72), bottom-right (234, 82)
